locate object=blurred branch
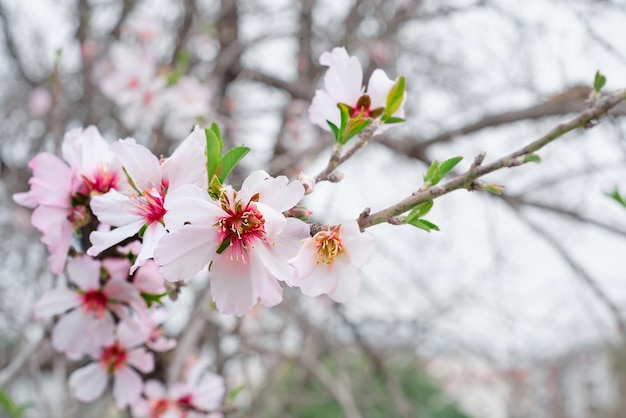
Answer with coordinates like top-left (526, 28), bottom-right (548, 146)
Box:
top-left (0, 1), bottom-right (37, 87)
top-left (379, 87), bottom-right (626, 161)
top-left (109, 0), bottom-right (136, 40)
top-left (169, 0), bottom-right (196, 66)
top-left (0, 333), bottom-right (44, 388)
top-left (513, 210), bottom-right (626, 337)
top-left (359, 89), bottom-right (626, 228)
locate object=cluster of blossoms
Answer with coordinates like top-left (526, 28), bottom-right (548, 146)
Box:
top-left (15, 46), bottom-right (403, 413)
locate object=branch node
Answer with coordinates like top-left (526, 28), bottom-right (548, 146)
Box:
top-left (358, 207), bottom-right (371, 219)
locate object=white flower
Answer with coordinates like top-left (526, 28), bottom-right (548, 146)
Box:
top-left (289, 220), bottom-right (375, 303)
top-left (308, 46), bottom-right (405, 135)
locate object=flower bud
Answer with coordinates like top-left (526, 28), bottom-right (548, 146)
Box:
top-left (298, 172), bottom-right (316, 194)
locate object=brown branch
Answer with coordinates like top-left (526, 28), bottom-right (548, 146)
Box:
top-left (358, 89), bottom-right (626, 229)
top-left (109, 0), bottom-right (136, 40)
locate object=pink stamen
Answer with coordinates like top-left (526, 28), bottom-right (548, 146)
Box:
top-left (80, 290), bottom-right (108, 318)
top-left (99, 342), bottom-right (128, 373)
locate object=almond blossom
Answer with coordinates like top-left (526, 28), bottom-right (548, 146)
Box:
top-left (13, 126), bottom-right (123, 273)
top-left (131, 359), bottom-right (225, 418)
top-left (87, 126), bottom-right (208, 272)
top-left (308, 46), bottom-right (405, 135)
top-left (33, 256), bottom-right (145, 360)
top-left (69, 320), bottom-right (155, 409)
top-left (153, 170), bottom-right (310, 316)
top-left (289, 220), bottom-right (375, 303)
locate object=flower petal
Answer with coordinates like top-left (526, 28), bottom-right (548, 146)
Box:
top-left (154, 224), bottom-right (216, 282)
top-left (113, 366), bottom-right (144, 409)
top-left (110, 140), bottom-right (162, 192)
top-left (33, 288), bottom-right (80, 320)
top-left (66, 256), bottom-right (102, 290)
top-left (320, 47), bottom-right (363, 104)
top-left (69, 362), bottom-right (108, 403)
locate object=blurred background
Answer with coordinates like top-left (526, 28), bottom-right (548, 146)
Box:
top-left (2, 0), bottom-right (626, 417)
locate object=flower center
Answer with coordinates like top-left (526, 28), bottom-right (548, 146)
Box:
top-left (314, 225), bottom-right (343, 264)
top-left (348, 94), bottom-right (384, 119)
top-left (80, 290), bottom-right (108, 318)
top-left (133, 186), bottom-right (167, 224)
top-left (99, 342), bottom-right (128, 374)
top-left (82, 166), bottom-right (118, 195)
top-left (215, 192), bottom-right (266, 262)
top-left (67, 204), bottom-right (90, 228)
top-left (177, 394), bottom-right (193, 410)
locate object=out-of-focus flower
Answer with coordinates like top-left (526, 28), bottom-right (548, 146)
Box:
top-left (27, 87), bottom-right (52, 117)
top-left (131, 358), bottom-right (225, 418)
top-left (164, 76), bottom-right (212, 138)
top-left (308, 46), bottom-right (405, 135)
top-left (88, 127), bottom-right (207, 272)
top-left (289, 220), bottom-right (375, 303)
top-left (33, 256), bottom-right (144, 360)
top-left (153, 170), bottom-right (309, 316)
top-left (69, 320), bottom-right (155, 409)
top-left (297, 172), bottom-right (316, 195)
top-left (13, 126), bottom-right (122, 273)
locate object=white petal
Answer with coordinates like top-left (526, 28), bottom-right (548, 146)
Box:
top-left (69, 362), bottom-right (108, 403)
top-left (52, 309), bottom-right (91, 359)
top-left (308, 89), bottom-right (340, 131)
top-left (153, 225), bottom-right (216, 282)
top-left (90, 189), bottom-right (143, 227)
top-left (110, 140), bottom-right (162, 191)
top-left (249, 251), bottom-right (284, 308)
top-left (86, 313), bottom-right (115, 348)
top-left (163, 192), bottom-right (224, 232)
top-left (320, 47), bottom-right (363, 104)
top-left (367, 69), bottom-right (397, 108)
top-left (288, 238), bottom-right (318, 285)
top-left (143, 379), bottom-right (167, 398)
top-left (87, 219), bottom-right (145, 256)
top-left (191, 374), bottom-right (226, 411)
top-left (298, 263), bottom-right (339, 299)
top-left (33, 288), bottom-right (80, 319)
top-left (340, 221), bottom-right (375, 269)
top-left (256, 176), bottom-right (304, 213)
top-left (327, 259), bottom-right (361, 303)
top-left (113, 366), bottom-right (144, 409)
top-left (240, 170), bottom-right (270, 192)
top-left (162, 126), bottom-right (207, 189)
top-left (132, 222), bottom-right (167, 273)
top-left (254, 243), bottom-right (294, 285)
top-left (209, 258), bottom-right (256, 316)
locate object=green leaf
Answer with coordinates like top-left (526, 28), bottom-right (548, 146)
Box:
top-left (0, 390), bottom-right (16, 415)
top-left (406, 201), bottom-right (434, 223)
top-left (423, 161), bottom-right (440, 185)
top-left (205, 128), bottom-right (223, 180)
top-left (326, 120), bottom-right (340, 141)
top-left (217, 146), bottom-right (250, 183)
top-left (483, 183), bottom-right (505, 195)
top-left (594, 70), bottom-right (606, 92)
top-left (208, 175), bottom-right (222, 200)
top-left (340, 118), bottom-right (371, 145)
top-left (141, 292), bottom-right (168, 308)
top-left (227, 384), bottom-right (246, 403)
top-left (438, 156), bottom-right (463, 178)
top-left (406, 218), bottom-right (440, 233)
top-left (138, 223), bottom-right (148, 238)
top-left (384, 76), bottom-right (406, 118)
top-left (608, 189), bottom-right (626, 208)
top-left (338, 103), bottom-right (351, 132)
top-left (381, 116), bottom-right (406, 124)
top-left (522, 154), bottom-right (541, 164)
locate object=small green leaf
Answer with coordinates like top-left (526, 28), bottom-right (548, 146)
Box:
top-left (217, 146), bottom-right (250, 183)
top-left (15, 402), bottom-right (34, 417)
top-left (138, 223), bottom-right (148, 238)
top-left (381, 116), bottom-right (405, 124)
top-left (384, 76), bottom-right (406, 118)
top-left (208, 175), bottom-right (222, 200)
top-left (338, 103), bottom-right (351, 133)
top-left (608, 189), bottom-right (626, 208)
top-left (406, 201), bottom-right (434, 223)
top-left (438, 156), bottom-right (463, 178)
top-left (484, 183), bottom-right (505, 195)
top-left (406, 217), bottom-right (440, 233)
top-left (594, 70), bottom-right (606, 92)
top-left (205, 128), bottom-right (223, 180)
top-left (523, 154), bottom-right (541, 164)
top-left (141, 292), bottom-right (168, 308)
top-left (227, 384), bottom-right (246, 403)
top-left (423, 161), bottom-right (440, 185)
top-left (0, 390), bottom-right (16, 415)
top-left (340, 118), bottom-right (371, 145)
top-left (326, 120), bottom-right (340, 141)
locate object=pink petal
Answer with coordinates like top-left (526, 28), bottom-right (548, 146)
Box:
top-left (288, 238), bottom-right (318, 285)
top-left (33, 288), bottom-right (80, 320)
top-left (127, 347), bottom-right (155, 373)
top-left (254, 243), bottom-right (294, 284)
top-left (297, 263), bottom-right (339, 299)
top-left (52, 309), bottom-right (91, 360)
top-left (366, 69), bottom-right (398, 109)
top-left (31, 205), bottom-right (74, 274)
top-left (113, 366), bottom-right (144, 409)
top-left (143, 379), bottom-right (167, 398)
top-left (132, 222), bottom-right (167, 273)
top-left (255, 175), bottom-right (305, 214)
top-left (191, 374), bottom-right (226, 411)
top-left (86, 312), bottom-right (116, 348)
top-left (66, 256), bottom-right (102, 291)
top-left (69, 362), bottom-right (108, 403)
top-left (163, 188), bottom-right (223, 231)
top-left (102, 258), bottom-right (132, 281)
top-left (249, 250), bottom-right (283, 308)
top-left (153, 224), bottom-right (216, 282)
top-left (20, 153), bottom-right (74, 208)
top-left (133, 261), bottom-right (166, 294)
top-left (327, 259), bottom-right (361, 303)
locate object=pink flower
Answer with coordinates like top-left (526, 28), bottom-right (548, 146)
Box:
top-left (28, 87), bottom-right (52, 116)
top-left (13, 126), bottom-right (122, 273)
top-left (164, 76), bottom-right (212, 138)
top-left (87, 127), bottom-right (208, 272)
top-left (69, 320), bottom-right (155, 409)
top-left (308, 46), bottom-right (405, 135)
top-left (132, 359), bottom-right (225, 418)
top-left (153, 171), bottom-right (310, 316)
top-left (33, 256), bottom-right (145, 360)
top-left (289, 221), bottom-right (375, 303)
